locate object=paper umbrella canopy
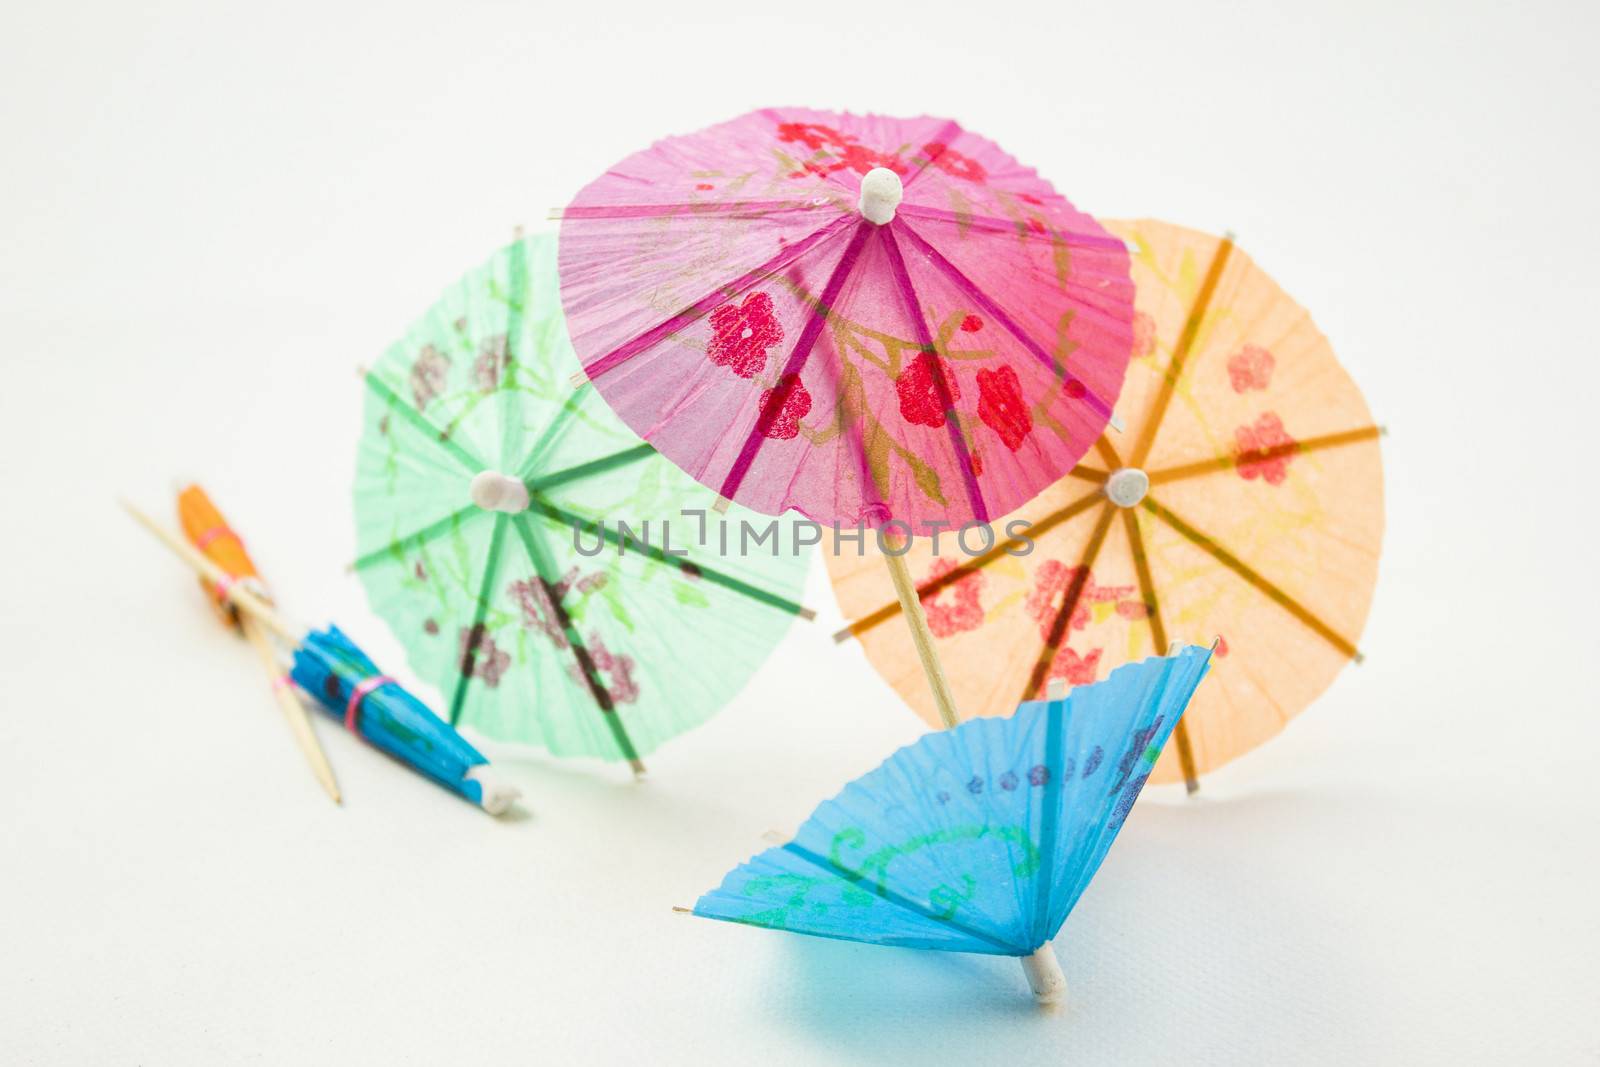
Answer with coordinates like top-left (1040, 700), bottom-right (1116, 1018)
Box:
top-left (828, 220), bottom-right (1383, 786)
top-left (353, 233), bottom-right (812, 767)
top-left (557, 107), bottom-right (1136, 527)
top-left (692, 646), bottom-right (1212, 990)
top-left (290, 626), bottom-right (518, 814)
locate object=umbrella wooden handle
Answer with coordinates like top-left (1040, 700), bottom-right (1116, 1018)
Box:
top-left (879, 532), bottom-right (962, 731)
top-left (241, 615), bottom-right (342, 804)
top-left (121, 499), bottom-right (300, 643)
top-left (1022, 943), bottom-right (1067, 1007)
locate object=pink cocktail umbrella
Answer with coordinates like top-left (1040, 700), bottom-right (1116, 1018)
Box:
top-left (559, 108), bottom-right (1135, 719)
top-left (558, 108), bottom-right (1134, 530)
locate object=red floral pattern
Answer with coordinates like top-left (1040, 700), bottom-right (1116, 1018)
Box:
top-left (1026, 562), bottom-right (1139, 639)
top-left (1227, 345), bottom-right (1275, 393)
top-left (457, 626), bottom-right (510, 687)
top-left (508, 566), bottom-right (606, 650)
top-left (777, 122), bottom-right (843, 152)
top-left (708, 292), bottom-right (784, 379)
top-left (570, 632), bottom-right (640, 704)
top-left (922, 142), bottom-right (986, 182)
top-left (1234, 411), bottom-right (1298, 485)
top-left (1034, 646), bottom-right (1103, 695)
top-left (472, 333), bottom-right (510, 393)
top-left (1132, 311), bottom-right (1158, 359)
top-left (777, 122), bottom-right (908, 177)
top-left (757, 373), bottom-right (811, 440)
top-left (919, 558), bottom-right (985, 638)
top-left (410, 344), bottom-right (450, 410)
top-left (976, 366), bottom-right (1032, 451)
top-left (896, 351), bottom-right (960, 428)
top-left (509, 576), bottom-right (567, 649)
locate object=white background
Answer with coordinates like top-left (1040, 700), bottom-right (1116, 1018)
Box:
top-left (2, 1), bottom-right (1597, 1063)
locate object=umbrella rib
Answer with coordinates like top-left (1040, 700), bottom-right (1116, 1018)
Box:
top-left (1094, 433), bottom-right (1124, 470)
top-left (526, 443), bottom-right (656, 493)
top-left (509, 514), bottom-right (644, 765)
top-left (1120, 507), bottom-right (1199, 788)
top-left (776, 840), bottom-right (1018, 954)
top-left (448, 513), bottom-right (509, 727)
top-left (893, 221), bottom-right (1114, 420)
top-left (1126, 234), bottom-right (1235, 469)
top-left (1145, 425), bottom-right (1383, 486)
top-left (517, 390), bottom-right (589, 480)
top-left (579, 213), bottom-right (856, 382)
top-left (834, 486), bottom-right (1105, 642)
top-left (899, 119), bottom-right (964, 191)
top-left (1140, 494), bottom-right (1361, 660)
top-left (526, 496), bottom-right (813, 618)
top-left (1020, 501), bottom-right (1118, 704)
top-left (350, 504), bottom-right (487, 572)
top-left (878, 222), bottom-right (988, 523)
top-left (896, 204), bottom-right (1132, 252)
top-left (1031, 696), bottom-right (1066, 945)
top-left (1067, 464), bottom-right (1110, 484)
top-left (718, 220), bottom-right (874, 504)
top-left (363, 372), bottom-right (486, 475)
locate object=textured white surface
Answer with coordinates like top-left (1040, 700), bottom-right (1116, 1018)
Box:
top-left (2, 1), bottom-right (1597, 1063)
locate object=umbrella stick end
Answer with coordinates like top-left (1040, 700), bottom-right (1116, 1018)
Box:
top-left (831, 624), bottom-right (856, 644)
top-left (796, 605), bottom-right (817, 622)
top-left (1022, 943), bottom-right (1067, 1007)
top-left (671, 905), bottom-right (693, 915)
top-left (465, 765), bottom-right (522, 816)
top-left (629, 758), bottom-right (648, 781)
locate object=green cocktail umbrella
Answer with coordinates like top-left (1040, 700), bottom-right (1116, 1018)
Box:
top-left (352, 233), bottom-right (813, 773)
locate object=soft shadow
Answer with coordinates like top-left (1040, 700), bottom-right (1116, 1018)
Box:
top-left (755, 784), bottom-right (1394, 1063)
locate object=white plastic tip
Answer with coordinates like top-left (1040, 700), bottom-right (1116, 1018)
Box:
top-left (1022, 943), bottom-right (1067, 1006)
top-left (1104, 467), bottom-right (1150, 509)
top-left (469, 470), bottom-right (530, 513)
top-left (1046, 677), bottom-right (1067, 701)
top-left (465, 765), bottom-right (521, 816)
top-left (857, 167), bottom-right (903, 225)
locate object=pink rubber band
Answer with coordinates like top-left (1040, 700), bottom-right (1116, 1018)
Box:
top-left (213, 573), bottom-right (238, 603)
top-left (344, 675), bottom-right (394, 733)
top-left (194, 524), bottom-right (239, 551)
top-left (271, 674), bottom-right (292, 692)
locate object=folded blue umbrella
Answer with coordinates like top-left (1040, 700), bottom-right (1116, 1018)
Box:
top-left (692, 645), bottom-right (1212, 1002)
top-left (291, 626), bottom-right (520, 814)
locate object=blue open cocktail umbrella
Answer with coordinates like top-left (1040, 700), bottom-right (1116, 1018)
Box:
top-left (690, 645), bottom-right (1212, 1002)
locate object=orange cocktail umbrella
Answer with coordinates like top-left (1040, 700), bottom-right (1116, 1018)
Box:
top-left (828, 220), bottom-right (1383, 790)
top-left (177, 485), bottom-right (342, 803)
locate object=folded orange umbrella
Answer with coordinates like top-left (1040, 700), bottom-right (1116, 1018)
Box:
top-left (177, 485), bottom-right (342, 803)
top-left (828, 220), bottom-right (1383, 790)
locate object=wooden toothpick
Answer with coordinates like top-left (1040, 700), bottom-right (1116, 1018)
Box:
top-left (121, 500), bottom-right (298, 643)
top-left (879, 528), bottom-right (961, 731)
top-left (241, 615), bottom-right (341, 804)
